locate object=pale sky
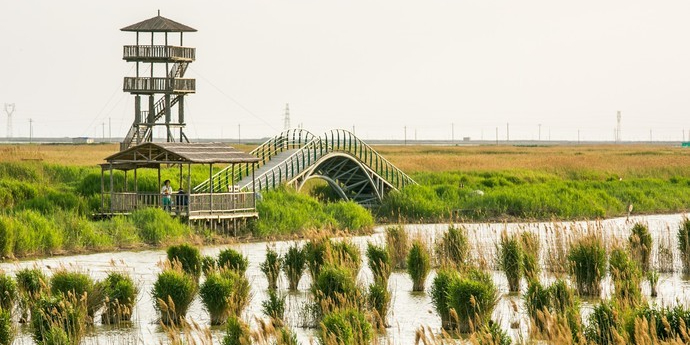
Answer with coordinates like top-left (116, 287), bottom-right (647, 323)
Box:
top-left (1, 1), bottom-right (689, 141)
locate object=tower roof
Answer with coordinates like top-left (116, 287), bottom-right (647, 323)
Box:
top-left (121, 13), bottom-right (197, 32)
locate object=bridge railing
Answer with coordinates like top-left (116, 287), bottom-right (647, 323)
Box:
top-left (192, 128), bottom-right (317, 193)
top-left (322, 129), bottom-right (415, 190)
top-left (253, 137), bottom-right (325, 191)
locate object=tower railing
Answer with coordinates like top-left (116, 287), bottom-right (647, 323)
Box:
top-left (123, 77), bottom-right (195, 94)
top-left (123, 45), bottom-right (195, 61)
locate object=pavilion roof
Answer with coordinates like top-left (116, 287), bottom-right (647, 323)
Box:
top-left (103, 142), bottom-right (258, 170)
top-left (121, 14), bottom-right (197, 32)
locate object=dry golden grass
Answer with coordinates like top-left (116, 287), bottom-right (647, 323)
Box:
top-left (372, 144), bottom-right (690, 175)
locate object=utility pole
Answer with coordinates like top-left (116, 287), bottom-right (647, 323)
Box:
top-left (404, 126), bottom-right (407, 145)
top-left (414, 128), bottom-right (417, 141)
top-left (102, 122), bottom-right (105, 141)
top-left (451, 123), bottom-right (455, 142)
top-left (29, 119), bottom-right (33, 143)
top-left (109, 117), bottom-right (112, 142)
top-left (578, 129), bottom-right (580, 144)
top-left (650, 129), bottom-right (653, 143)
top-left (4, 103), bottom-right (15, 138)
top-left (495, 127), bottom-right (498, 145)
top-left (283, 103), bottom-right (291, 130)
top-left (506, 123), bottom-right (510, 141)
top-left (238, 124), bottom-right (241, 144)
top-left (538, 124), bottom-right (542, 141)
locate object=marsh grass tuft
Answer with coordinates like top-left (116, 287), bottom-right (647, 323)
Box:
top-left (0, 272), bottom-right (17, 314)
top-left (445, 269), bottom-right (498, 333)
top-left (628, 222), bottom-right (652, 273)
top-left (261, 289), bottom-right (286, 327)
top-left (520, 232), bottom-right (541, 281)
top-left (568, 234), bottom-right (607, 296)
top-left (678, 217), bottom-right (690, 275)
top-left (199, 272), bottom-right (234, 325)
top-left (498, 232), bottom-right (523, 293)
top-left (609, 247), bottom-right (642, 309)
top-left (167, 243), bottom-right (203, 282)
top-left (407, 239), bottom-right (431, 292)
top-left (50, 269), bottom-right (104, 320)
top-left (312, 265), bottom-right (361, 315)
top-left (101, 271), bottom-right (137, 325)
top-left (282, 244), bottom-right (306, 291)
top-left (584, 301), bottom-right (621, 345)
top-left (647, 270), bottom-right (659, 297)
top-left (0, 308), bottom-right (13, 345)
top-left (435, 225), bottom-right (469, 269)
top-left (260, 247), bottom-right (282, 290)
top-left (366, 243), bottom-right (392, 286)
top-left (386, 226), bottom-right (409, 269)
top-left (222, 315), bottom-right (251, 345)
top-left (218, 248), bottom-right (249, 274)
top-left (430, 269), bottom-right (459, 330)
top-left (151, 267), bottom-right (197, 325)
top-left (31, 294), bottom-right (86, 345)
top-left (319, 308), bottom-right (372, 345)
top-left (368, 283), bottom-right (390, 330)
top-left (304, 235), bottom-right (332, 280)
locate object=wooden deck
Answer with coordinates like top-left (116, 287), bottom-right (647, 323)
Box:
top-left (101, 191), bottom-right (257, 221)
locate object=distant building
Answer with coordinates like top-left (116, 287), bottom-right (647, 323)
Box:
top-left (73, 137), bottom-right (95, 144)
top-left (463, 137), bottom-right (471, 142)
top-left (682, 142), bottom-right (690, 148)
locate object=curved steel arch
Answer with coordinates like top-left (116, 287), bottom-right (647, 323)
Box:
top-left (292, 152), bottom-right (395, 206)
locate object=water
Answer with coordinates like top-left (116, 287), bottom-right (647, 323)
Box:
top-left (4, 213), bottom-right (690, 344)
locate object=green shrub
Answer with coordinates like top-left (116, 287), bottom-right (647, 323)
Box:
top-left (101, 272), bottom-right (138, 324)
top-left (261, 289), bottom-right (286, 327)
top-left (436, 225), bottom-right (469, 268)
top-left (222, 315), bottom-right (251, 345)
top-left (609, 248), bottom-right (642, 309)
top-left (199, 272), bottom-right (234, 325)
top-left (130, 208), bottom-right (189, 245)
top-left (261, 247), bottom-right (283, 290)
top-left (319, 309), bottom-right (372, 345)
top-left (220, 270), bottom-right (251, 316)
top-left (386, 226), bottom-right (409, 269)
top-left (312, 265), bottom-right (360, 315)
top-left (96, 216), bottom-right (139, 248)
top-left (366, 243), bottom-right (392, 286)
top-left (31, 295), bottom-right (86, 345)
top-left (283, 244), bottom-right (306, 291)
top-left (166, 243), bottom-right (202, 282)
top-left (407, 240), bottom-right (431, 292)
top-left (201, 255), bottom-right (217, 276)
top-left (430, 269), bottom-right (459, 330)
top-left (217, 248), bottom-right (249, 274)
top-left (324, 201), bottom-right (374, 233)
top-left (584, 301), bottom-right (620, 345)
top-left (16, 268), bottom-right (47, 299)
top-left (446, 270), bottom-right (498, 333)
top-left (13, 210), bottom-right (63, 257)
top-left (151, 268), bottom-right (197, 325)
top-left (498, 232), bottom-right (523, 293)
top-left (628, 222), bottom-right (652, 273)
top-left (0, 309), bottom-right (13, 345)
top-left (520, 232), bottom-right (541, 281)
top-left (568, 235), bottom-right (607, 296)
top-left (49, 270), bottom-right (104, 319)
top-left (368, 283), bottom-right (390, 329)
top-left (0, 272), bottom-right (18, 313)
top-left (678, 218), bottom-right (690, 275)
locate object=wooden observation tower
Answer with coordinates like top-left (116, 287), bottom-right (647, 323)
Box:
top-left (120, 11), bottom-right (196, 151)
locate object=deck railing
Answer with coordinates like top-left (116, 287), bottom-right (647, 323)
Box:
top-left (123, 77), bottom-right (195, 94)
top-left (107, 192), bottom-right (255, 216)
top-left (123, 45), bottom-right (196, 61)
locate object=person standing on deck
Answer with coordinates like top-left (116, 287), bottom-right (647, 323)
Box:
top-left (161, 179), bottom-right (173, 211)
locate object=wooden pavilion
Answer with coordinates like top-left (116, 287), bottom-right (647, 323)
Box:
top-left (100, 142), bottom-right (260, 223)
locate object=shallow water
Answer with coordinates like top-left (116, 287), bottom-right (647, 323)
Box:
top-left (4, 213), bottom-right (690, 344)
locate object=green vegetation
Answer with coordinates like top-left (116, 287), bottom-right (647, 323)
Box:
top-left (584, 301), bottom-right (620, 345)
top-left (217, 248), bottom-right (249, 274)
top-left (368, 283), bottom-right (390, 329)
top-left (568, 235), bottom-right (607, 296)
top-left (430, 269), bottom-right (458, 330)
top-left (261, 289), bottom-right (286, 327)
top-left (151, 268), bottom-right (197, 325)
top-left (385, 226), bottom-right (409, 269)
top-left (498, 232), bottom-right (523, 293)
top-left (406, 240), bottom-right (431, 291)
top-left (312, 265), bottom-right (360, 315)
top-left (261, 247), bottom-right (282, 290)
top-left (283, 244), bottom-right (306, 291)
top-left (199, 272), bottom-right (235, 325)
top-left (221, 270), bottom-right (251, 316)
top-left (445, 270), bottom-right (498, 333)
top-left (366, 243), bottom-right (392, 285)
top-left (628, 222), bottom-right (652, 273)
top-left (435, 225), bottom-right (469, 268)
top-left (0, 309), bottom-right (12, 345)
top-left (380, 170), bottom-right (690, 222)
top-left (523, 279), bottom-right (580, 335)
top-left (100, 272), bottom-right (137, 324)
top-left (49, 270), bottom-right (104, 319)
top-left (304, 235), bottom-right (331, 280)
top-left (609, 248), bottom-right (642, 309)
top-left (222, 315), bottom-right (251, 345)
top-left (679, 218), bottom-right (690, 275)
top-left (318, 309), bottom-right (372, 345)
top-left (31, 295), bottom-right (86, 345)
top-left (330, 241), bottom-right (361, 276)
top-left (166, 243), bottom-right (202, 282)
top-left (0, 272), bottom-right (17, 313)
top-left (520, 232), bottom-right (540, 281)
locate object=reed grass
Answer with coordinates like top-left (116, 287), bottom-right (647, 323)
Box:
top-left (151, 268), bottom-right (198, 325)
top-left (15, 267), bottom-right (47, 322)
top-left (445, 269), bottom-right (499, 333)
top-left (367, 283), bottom-right (390, 329)
top-left (430, 269), bottom-right (459, 330)
top-left (217, 248), bottom-right (249, 274)
top-left (568, 234), bottom-right (607, 296)
top-left (311, 265), bottom-right (361, 315)
top-left (0, 308), bottom-right (12, 345)
top-left (678, 217), bottom-right (690, 275)
top-left (385, 225), bottom-right (409, 269)
top-left (520, 231), bottom-right (541, 281)
top-left (331, 240), bottom-right (361, 276)
top-left (498, 232), bottom-right (523, 293)
top-left (318, 308), bottom-right (372, 345)
top-left (647, 270), bottom-right (659, 297)
top-left (219, 270), bottom-right (251, 316)
top-left (167, 243), bottom-right (203, 282)
top-left (0, 272), bottom-right (17, 314)
top-left (435, 225), bottom-right (469, 269)
top-left (49, 269), bottom-right (104, 319)
top-left (609, 247), bottom-right (642, 309)
top-left (282, 244), bottom-right (306, 291)
top-left (199, 272), bottom-right (235, 325)
top-left (584, 301), bottom-right (621, 345)
top-left (31, 294), bottom-right (86, 345)
top-left (366, 243), bottom-right (392, 286)
top-left (222, 315), bottom-right (251, 345)
top-left (261, 289), bottom-right (286, 327)
top-left (101, 271), bottom-right (138, 324)
top-left (628, 222), bottom-right (652, 273)
top-left (407, 239), bottom-right (431, 292)
top-left (304, 235), bottom-right (331, 280)
top-left (260, 247), bottom-right (282, 290)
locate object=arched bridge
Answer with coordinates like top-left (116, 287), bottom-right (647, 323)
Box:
top-left (193, 129), bottom-right (415, 206)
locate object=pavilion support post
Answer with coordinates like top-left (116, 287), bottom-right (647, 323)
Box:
top-left (209, 164), bottom-right (213, 214)
top-left (124, 171), bottom-right (128, 192)
top-left (178, 164), bottom-right (183, 192)
top-left (187, 163), bottom-right (192, 221)
top-left (134, 168), bottom-right (138, 209)
top-left (157, 167), bottom-right (161, 207)
top-left (252, 163), bottom-right (256, 209)
top-left (109, 164), bottom-right (114, 213)
top-left (230, 164), bottom-right (235, 210)
top-left (100, 166), bottom-right (105, 212)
